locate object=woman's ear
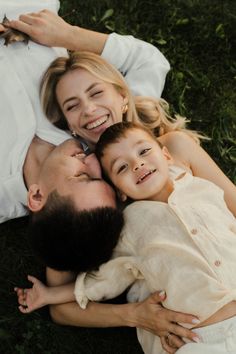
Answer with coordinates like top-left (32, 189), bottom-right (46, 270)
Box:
top-left (27, 184), bottom-right (45, 212)
top-left (122, 96), bottom-right (129, 114)
top-left (116, 189), bottom-right (127, 202)
top-left (162, 146), bottom-right (174, 165)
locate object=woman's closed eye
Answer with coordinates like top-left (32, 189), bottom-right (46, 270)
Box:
top-left (91, 90), bottom-right (103, 97)
top-left (66, 103), bottom-right (79, 112)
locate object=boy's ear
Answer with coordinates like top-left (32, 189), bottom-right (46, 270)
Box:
top-left (27, 184), bottom-right (46, 212)
top-left (116, 189), bottom-right (127, 202)
top-left (162, 146), bottom-right (174, 164)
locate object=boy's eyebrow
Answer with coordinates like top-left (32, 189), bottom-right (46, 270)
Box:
top-left (62, 83), bottom-right (101, 107)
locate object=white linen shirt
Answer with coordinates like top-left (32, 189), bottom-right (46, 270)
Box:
top-left (0, 1), bottom-right (170, 224)
top-left (75, 170), bottom-right (236, 353)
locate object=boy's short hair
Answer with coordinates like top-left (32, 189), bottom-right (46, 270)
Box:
top-left (30, 191), bottom-right (124, 273)
top-left (95, 121), bottom-right (159, 162)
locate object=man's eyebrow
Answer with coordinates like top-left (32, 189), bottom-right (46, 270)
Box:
top-left (62, 83), bottom-right (101, 107)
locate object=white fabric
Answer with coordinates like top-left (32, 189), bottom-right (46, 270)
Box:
top-left (75, 167), bottom-right (236, 354)
top-left (177, 316), bottom-right (236, 353)
top-left (0, 0), bottom-right (70, 224)
top-left (102, 33), bottom-right (170, 98)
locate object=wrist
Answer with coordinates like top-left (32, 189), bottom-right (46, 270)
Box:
top-left (112, 302), bottom-right (138, 328)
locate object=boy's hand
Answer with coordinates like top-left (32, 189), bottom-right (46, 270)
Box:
top-left (14, 275), bottom-right (48, 313)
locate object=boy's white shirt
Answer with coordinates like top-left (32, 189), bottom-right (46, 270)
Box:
top-left (74, 170), bottom-right (236, 353)
top-left (0, 1), bottom-right (170, 224)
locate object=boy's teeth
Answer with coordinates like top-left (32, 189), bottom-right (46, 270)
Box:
top-left (86, 116), bottom-right (108, 130)
top-left (137, 169), bottom-right (156, 184)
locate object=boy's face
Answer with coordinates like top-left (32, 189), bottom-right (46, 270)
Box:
top-left (101, 128), bottom-right (172, 201)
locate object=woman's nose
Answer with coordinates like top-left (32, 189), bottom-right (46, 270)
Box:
top-left (83, 100), bottom-right (96, 116)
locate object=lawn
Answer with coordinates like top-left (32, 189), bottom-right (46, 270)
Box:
top-left (0, 1), bottom-right (235, 353)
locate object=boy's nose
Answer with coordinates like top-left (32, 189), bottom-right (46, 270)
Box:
top-left (134, 162), bottom-right (144, 171)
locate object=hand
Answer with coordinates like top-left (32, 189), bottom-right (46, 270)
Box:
top-left (132, 291), bottom-right (200, 353)
top-left (8, 9), bottom-right (73, 48)
top-left (14, 275), bottom-right (48, 314)
top-left (0, 24), bottom-right (6, 32)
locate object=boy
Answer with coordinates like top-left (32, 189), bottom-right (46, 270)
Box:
top-left (75, 121), bottom-right (236, 353)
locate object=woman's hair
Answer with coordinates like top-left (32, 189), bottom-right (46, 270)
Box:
top-left (40, 51), bottom-right (201, 142)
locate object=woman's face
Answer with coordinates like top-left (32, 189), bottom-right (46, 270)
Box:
top-left (56, 68), bottom-right (127, 145)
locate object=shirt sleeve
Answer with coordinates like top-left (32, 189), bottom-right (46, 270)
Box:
top-left (74, 256), bottom-right (140, 308)
top-left (101, 33), bottom-right (170, 98)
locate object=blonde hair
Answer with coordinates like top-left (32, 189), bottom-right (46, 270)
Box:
top-left (40, 51), bottom-right (201, 142)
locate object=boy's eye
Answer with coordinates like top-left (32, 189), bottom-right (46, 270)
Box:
top-left (140, 147), bottom-right (151, 155)
top-left (117, 164), bottom-right (128, 174)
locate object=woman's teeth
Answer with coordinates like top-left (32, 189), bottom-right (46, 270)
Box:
top-left (85, 115), bottom-right (109, 130)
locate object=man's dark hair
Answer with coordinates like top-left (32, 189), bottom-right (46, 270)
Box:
top-left (29, 191), bottom-right (124, 273)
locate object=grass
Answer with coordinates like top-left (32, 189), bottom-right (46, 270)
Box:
top-left (0, 1), bottom-right (235, 353)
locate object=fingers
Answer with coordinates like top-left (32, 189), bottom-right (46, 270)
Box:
top-left (169, 322), bottom-right (200, 343)
top-left (7, 19), bottom-right (31, 34)
top-left (0, 24), bottom-right (6, 32)
top-left (166, 334), bottom-right (185, 349)
top-left (160, 336), bottom-right (177, 354)
top-left (27, 274), bottom-right (38, 284)
top-left (18, 305), bottom-right (31, 314)
top-left (148, 290), bottom-right (166, 304)
top-left (169, 310), bottom-right (200, 327)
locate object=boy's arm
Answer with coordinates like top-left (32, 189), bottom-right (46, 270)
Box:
top-left (74, 257), bottom-right (140, 309)
top-left (15, 275), bottom-right (75, 313)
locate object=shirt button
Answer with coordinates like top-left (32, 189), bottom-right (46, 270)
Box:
top-left (191, 228), bottom-right (198, 235)
top-left (214, 260), bottom-right (221, 267)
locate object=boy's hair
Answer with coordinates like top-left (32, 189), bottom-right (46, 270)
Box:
top-left (95, 121), bottom-right (159, 162)
top-left (30, 191), bottom-right (124, 273)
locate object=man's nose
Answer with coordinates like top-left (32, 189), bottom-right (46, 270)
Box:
top-left (133, 162), bottom-right (144, 171)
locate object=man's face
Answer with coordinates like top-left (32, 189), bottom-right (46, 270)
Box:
top-left (40, 139), bottom-right (116, 210)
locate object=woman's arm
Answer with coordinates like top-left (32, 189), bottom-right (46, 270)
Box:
top-left (8, 9), bottom-right (108, 53)
top-left (46, 267), bottom-right (199, 349)
top-left (160, 131), bottom-right (236, 216)
top-left (8, 10), bottom-right (169, 98)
